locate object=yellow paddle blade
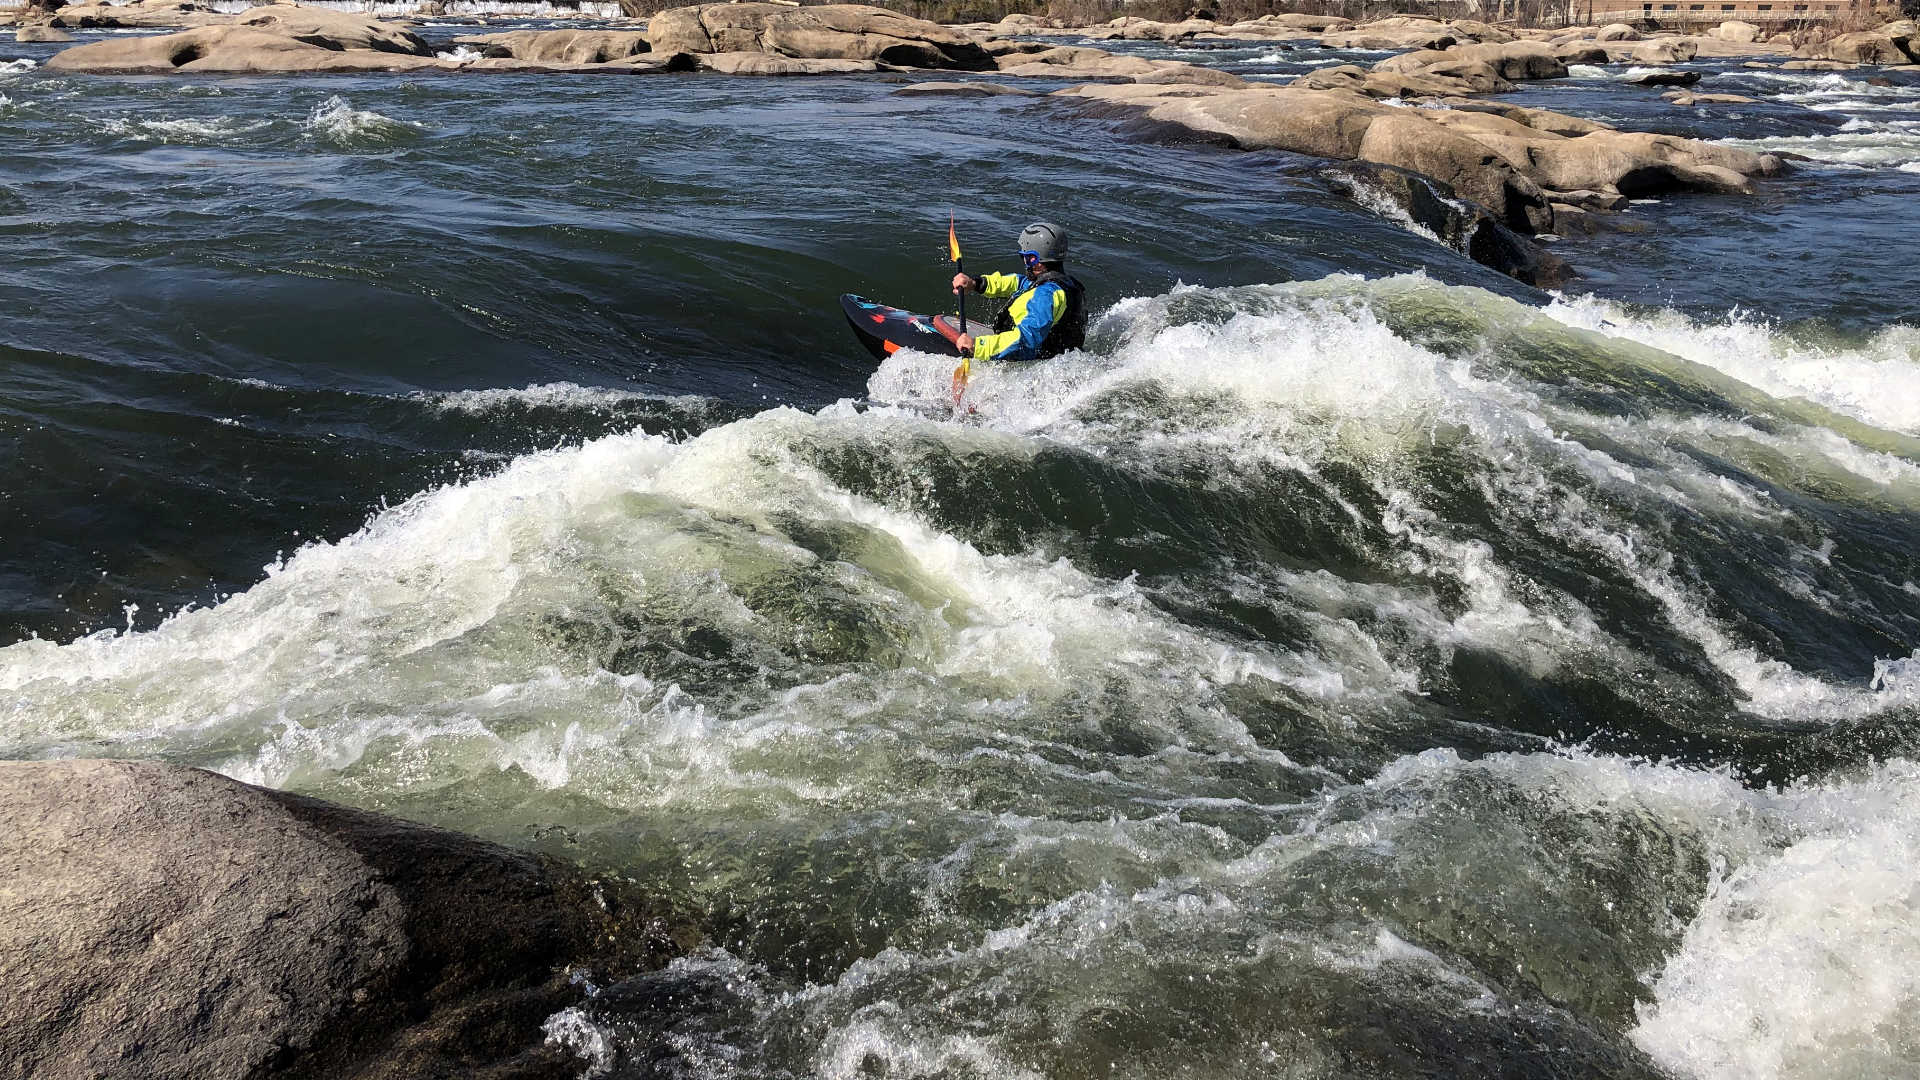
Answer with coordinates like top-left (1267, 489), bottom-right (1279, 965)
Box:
top-left (948, 214), bottom-right (962, 263)
top-left (951, 358), bottom-right (969, 408)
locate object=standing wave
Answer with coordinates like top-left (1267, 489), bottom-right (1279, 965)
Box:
top-left (3, 274), bottom-right (1916, 1078)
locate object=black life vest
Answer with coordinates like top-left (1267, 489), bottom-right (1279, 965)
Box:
top-left (991, 269), bottom-right (1086, 360)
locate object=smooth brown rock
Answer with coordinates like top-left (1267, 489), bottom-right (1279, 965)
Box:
top-left (1801, 29), bottom-right (1916, 65)
top-left (1326, 160), bottom-right (1571, 287)
top-left (16, 23), bottom-right (74, 41)
top-left (0, 759), bottom-right (687, 1080)
top-left (230, 4), bottom-right (431, 54)
top-left (1664, 90), bottom-right (1756, 105)
top-left (1595, 22), bottom-right (1640, 41)
top-left (1377, 39), bottom-right (1566, 81)
top-left (697, 51), bottom-right (877, 74)
top-left (46, 26), bottom-right (447, 73)
top-left (1060, 82), bottom-right (1391, 159)
top-left (645, 3), bottom-right (992, 70)
top-left (50, 0), bottom-right (224, 29)
top-left (452, 28), bottom-right (650, 63)
top-left (1706, 20), bottom-right (1762, 43)
top-left (1357, 110), bottom-right (1553, 231)
top-left (1616, 37), bottom-right (1699, 64)
top-left (1555, 42), bottom-right (1610, 63)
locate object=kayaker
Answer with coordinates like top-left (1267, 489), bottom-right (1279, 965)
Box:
top-left (944, 222), bottom-right (1087, 364)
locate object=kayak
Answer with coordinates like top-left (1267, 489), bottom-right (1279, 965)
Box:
top-left (841, 294), bottom-right (991, 362)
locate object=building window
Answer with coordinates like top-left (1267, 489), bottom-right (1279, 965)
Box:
top-left (1756, 4), bottom-right (1770, 9)
top-left (1689, 4), bottom-right (1703, 9)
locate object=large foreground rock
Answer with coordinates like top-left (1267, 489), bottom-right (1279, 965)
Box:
top-left (645, 3), bottom-right (993, 70)
top-left (0, 759), bottom-right (688, 1080)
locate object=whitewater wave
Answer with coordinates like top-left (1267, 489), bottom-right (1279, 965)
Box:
top-left (423, 381), bottom-right (715, 417)
top-left (91, 114), bottom-right (274, 144)
top-left (6, 273), bottom-right (1919, 1077)
top-left (1547, 292), bottom-right (1920, 435)
top-left (301, 95), bottom-right (424, 149)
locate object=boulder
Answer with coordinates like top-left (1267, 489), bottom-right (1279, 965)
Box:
top-left (1355, 110), bottom-right (1554, 232)
top-left (1664, 90), bottom-right (1756, 105)
top-left (996, 44), bottom-right (1243, 85)
top-left (49, 0), bottom-right (224, 28)
top-left (698, 51), bottom-right (877, 73)
top-left (46, 26), bottom-right (449, 72)
top-left (1322, 26), bottom-right (1458, 51)
top-left (452, 29), bottom-right (650, 63)
top-left (1801, 30), bottom-right (1916, 65)
top-left (1555, 42), bottom-right (1611, 63)
top-left (1268, 13), bottom-right (1353, 30)
top-left (1110, 17), bottom-right (1215, 41)
top-left (16, 23), bottom-right (74, 41)
top-left (1292, 61), bottom-right (1510, 98)
top-left (1781, 59), bottom-right (1856, 69)
top-left (0, 760), bottom-right (687, 1080)
top-left (1629, 69), bottom-right (1700, 86)
top-left (1060, 82), bottom-right (1392, 159)
top-left (1326, 160), bottom-right (1571, 287)
top-left (1381, 39), bottom-right (1567, 81)
top-left (645, 3), bottom-right (993, 70)
top-left (1610, 37), bottom-right (1698, 64)
top-left (1706, 20), bottom-right (1761, 43)
top-left (230, 4), bottom-right (432, 54)
top-left (1595, 22), bottom-right (1640, 41)
top-left (1447, 19), bottom-right (1513, 43)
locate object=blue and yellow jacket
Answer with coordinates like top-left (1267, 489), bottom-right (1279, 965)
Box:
top-left (970, 270), bottom-right (1086, 363)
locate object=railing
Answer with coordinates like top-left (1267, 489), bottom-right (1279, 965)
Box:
top-left (1578, 2), bottom-right (1861, 21)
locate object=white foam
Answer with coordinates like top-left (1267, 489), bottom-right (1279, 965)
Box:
top-left (92, 115), bottom-right (273, 143)
top-left (301, 94), bottom-right (423, 148)
top-left (423, 381), bottom-right (704, 416)
top-left (1633, 759), bottom-right (1920, 1080)
top-left (435, 44), bottom-right (484, 63)
top-left (1719, 127), bottom-right (1920, 170)
top-left (1547, 293), bottom-right (1920, 436)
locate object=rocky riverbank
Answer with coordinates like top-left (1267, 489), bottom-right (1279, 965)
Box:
top-left (0, 759), bottom-right (693, 1080)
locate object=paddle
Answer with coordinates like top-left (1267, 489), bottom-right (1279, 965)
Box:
top-left (949, 214), bottom-right (969, 409)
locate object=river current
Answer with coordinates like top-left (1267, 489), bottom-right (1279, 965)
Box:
top-left (3, 24), bottom-right (1919, 1080)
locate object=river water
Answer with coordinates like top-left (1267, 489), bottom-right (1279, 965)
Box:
top-left (2, 24), bottom-right (1918, 1080)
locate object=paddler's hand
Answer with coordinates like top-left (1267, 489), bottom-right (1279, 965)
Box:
top-left (951, 273), bottom-right (976, 295)
top-left (955, 333), bottom-right (974, 354)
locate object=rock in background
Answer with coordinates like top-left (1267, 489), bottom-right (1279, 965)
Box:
top-left (0, 759), bottom-right (691, 1080)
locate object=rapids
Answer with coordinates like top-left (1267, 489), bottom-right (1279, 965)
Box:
top-left (2, 24), bottom-right (1918, 1080)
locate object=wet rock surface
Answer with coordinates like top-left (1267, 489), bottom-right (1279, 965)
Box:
top-left (0, 759), bottom-right (691, 1080)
